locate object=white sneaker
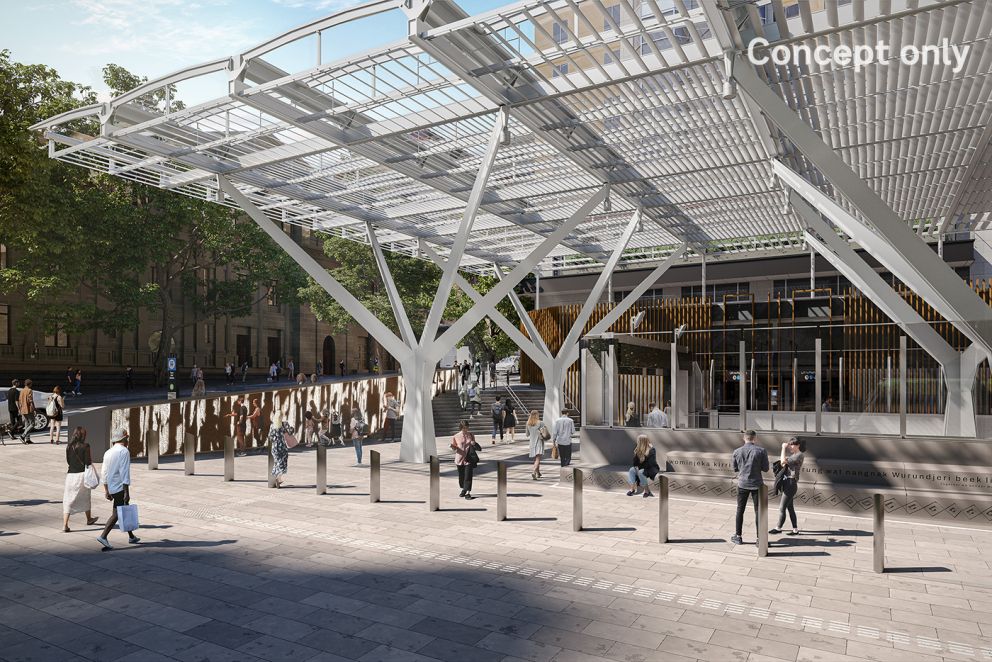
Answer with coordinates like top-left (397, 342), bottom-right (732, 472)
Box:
top-left (97, 536), bottom-right (113, 550)
top-left (128, 536), bottom-right (141, 544)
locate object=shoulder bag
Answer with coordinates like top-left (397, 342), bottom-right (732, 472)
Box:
top-left (551, 443), bottom-right (559, 460)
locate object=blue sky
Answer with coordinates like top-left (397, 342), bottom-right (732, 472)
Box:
top-left (3, 0), bottom-right (507, 104)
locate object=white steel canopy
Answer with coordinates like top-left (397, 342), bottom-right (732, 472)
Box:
top-left (32, 0), bottom-right (992, 275)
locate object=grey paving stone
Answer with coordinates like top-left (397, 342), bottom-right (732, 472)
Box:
top-left (357, 644), bottom-right (444, 662)
top-left (297, 628), bottom-right (382, 659)
top-left (0, 639), bottom-right (87, 662)
top-left (184, 620), bottom-right (262, 648)
top-left (236, 633), bottom-right (323, 662)
top-left (355, 622), bottom-right (435, 652)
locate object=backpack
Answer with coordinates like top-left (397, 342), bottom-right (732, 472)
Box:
top-left (355, 420), bottom-right (367, 436)
top-left (46, 396), bottom-right (59, 417)
top-left (491, 403), bottom-right (502, 418)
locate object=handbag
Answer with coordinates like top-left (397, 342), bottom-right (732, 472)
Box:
top-left (551, 443), bottom-right (559, 460)
top-left (83, 465), bottom-right (100, 490)
top-left (116, 504), bottom-right (140, 532)
top-left (538, 424), bottom-right (551, 442)
top-left (284, 432), bottom-right (299, 448)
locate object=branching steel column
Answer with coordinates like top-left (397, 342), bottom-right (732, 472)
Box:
top-left (428, 185), bottom-right (609, 365)
top-left (794, 192), bottom-right (977, 436)
top-left (422, 106), bottom-right (509, 346)
top-left (218, 176), bottom-right (408, 363)
top-left (367, 222), bottom-right (416, 346)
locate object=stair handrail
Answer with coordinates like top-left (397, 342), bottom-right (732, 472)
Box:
top-left (503, 384), bottom-right (529, 417)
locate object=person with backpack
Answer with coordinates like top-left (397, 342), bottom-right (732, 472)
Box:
top-left (468, 382), bottom-right (482, 414)
top-left (450, 420), bottom-right (480, 500)
top-left (503, 398), bottom-right (517, 442)
top-left (526, 410), bottom-right (548, 480)
top-left (47, 386), bottom-right (65, 444)
top-left (490, 395), bottom-right (505, 444)
top-left (350, 407), bottom-right (367, 465)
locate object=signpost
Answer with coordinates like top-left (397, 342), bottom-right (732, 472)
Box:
top-left (167, 354), bottom-right (178, 400)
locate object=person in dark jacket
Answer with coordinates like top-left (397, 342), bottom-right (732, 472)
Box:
top-left (625, 434), bottom-right (660, 497)
top-left (731, 430), bottom-right (769, 545)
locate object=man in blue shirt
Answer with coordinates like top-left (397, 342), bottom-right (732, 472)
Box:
top-left (731, 430), bottom-right (769, 545)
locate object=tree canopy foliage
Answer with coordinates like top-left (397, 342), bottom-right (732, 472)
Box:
top-left (0, 51), bottom-right (305, 379)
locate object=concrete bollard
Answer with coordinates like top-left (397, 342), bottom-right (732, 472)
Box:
top-left (147, 430), bottom-right (159, 471)
top-left (572, 468), bottom-right (583, 532)
top-left (758, 484), bottom-right (768, 558)
top-left (267, 444), bottom-right (276, 488)
top-left (370, 450), bottom-right (380, 503)
top-left (429, 455), bottom-right (440, 512)
top-left (496, 461), bottom-right (507, 522)
top-left (184, 432), bottom-right (195, 476)
top-left (658, 475), bottom-right (669, 543)
top-left (873, 493), bottom-right (885, 573)
top-left (223, 436), bottom-right (235, 482)
top-left (316, 442), bottom-right (327, 495)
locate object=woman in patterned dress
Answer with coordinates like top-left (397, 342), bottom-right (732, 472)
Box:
top-left (269, 413), bottom-right (294, 488)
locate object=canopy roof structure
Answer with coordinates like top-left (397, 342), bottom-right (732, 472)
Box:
top-left (32, 0), bottom-right (992, 275)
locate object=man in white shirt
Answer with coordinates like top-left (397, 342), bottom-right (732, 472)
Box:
top-left (644, 402), bottom-right (669, 429)
top-left (551, 410), bottom-right (575, 467)
top-left (97, 428), bottom-right (140, 550)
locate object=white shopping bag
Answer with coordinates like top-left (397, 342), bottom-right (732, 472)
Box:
top-left (116, 504), bottom-right (140, 532)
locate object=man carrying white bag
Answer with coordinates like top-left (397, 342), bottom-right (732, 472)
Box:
top-left (97, 427), bottom-right (141, 550)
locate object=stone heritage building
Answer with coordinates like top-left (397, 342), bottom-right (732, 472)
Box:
top-left (0, 232), bottom-right (391, 388)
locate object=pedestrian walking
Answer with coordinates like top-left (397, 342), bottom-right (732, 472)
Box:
top-left (320, 411), bottom-right (343, 445)
top-left (241, 361), bottom-right (249, 384)
top-left (473, 359), bottom-right (481, 384)
top-left (124, 366), bottom-right (134, 391)
top-left (190, 364), bottom-right (199, 386)
top-left (625, 434), bottom-right (660, 497)
top-left (191, 379), bottom-right (206, 398)
top-left (468, 382), bottom-right (482, 414)
top-left (382, 392), bottom-right (399, 441)
top-left (488, 356), bottom-right (496, 386)
top-left (339, 359), bottom-right (346, 376)
top-left (490, 395), bottom-right (505, 444)
top-left (63, 427), bottom-right (99, 532)
top-left (372, 356), bottom-right (380, 374)
top-left (350, 407), bottom-right (367, 465)
top-left (97, 428), bottom-right (140, 550)
top-left (525, 410), bottom-right (546, 480)
top-left (287, 358), bottom-right (295, 381)
top-left (18, 378), bottom-right (37, 444)
top-left (450, 420), bottom-right (479, 500)
top-left (503, 398), bottom-right (517, 442)
top-left (460, 359), bottom-right (471, 385)
top-left (269, 413), bottom-right (294, 488)
top-left (481, 363), bottom-right (487, 390)
top-left (458, 383), bottom-right (468, 411)
top-left (731, 430), bottom-right (769, 546)
top-left (770, 437), bottom-right (805, 536)
top-left (316, 360), bottom-right (322, 376)
top-left (73, 370), bottom-right (82, 396)
top-left (551, 409), bottom-right (575, 467)
top-left (66, 366), bottom-right (74, 392)
top-left (7, 379), bottom-right (21, 437)
top-left (47, 386), bottom-right (65, 444)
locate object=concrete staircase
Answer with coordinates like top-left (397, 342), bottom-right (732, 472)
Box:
top-left (431, 385), bottom-right (579, 439)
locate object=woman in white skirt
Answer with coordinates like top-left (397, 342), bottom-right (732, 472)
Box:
top-left (63, 427), bottom-right (98, 532)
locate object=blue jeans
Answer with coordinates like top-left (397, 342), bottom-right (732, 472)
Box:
top-left (353, 437), bottom-right (363, 464)
top-left (627, 467), bottom-right (648, 487)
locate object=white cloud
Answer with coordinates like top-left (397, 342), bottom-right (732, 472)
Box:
top-left (64, 0), bottom-right (256, 65)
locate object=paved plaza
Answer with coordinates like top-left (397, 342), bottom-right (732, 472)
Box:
top-left (2, 437), bottom-right (992, 662)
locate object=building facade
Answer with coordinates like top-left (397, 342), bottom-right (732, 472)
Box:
top-left (0, 231), bottom-right (392, 387)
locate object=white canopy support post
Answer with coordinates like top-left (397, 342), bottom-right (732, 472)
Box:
top-left (732, 56), bottom-right (992, 355)
top-left (420, 106), bottom-right (508, 347)
top-left (367, 221), bottom-right (416, 346)
top-left (795, 192), bottom-right (978, 437)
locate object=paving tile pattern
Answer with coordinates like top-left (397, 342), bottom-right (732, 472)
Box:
top-left (2, 435), bottom-right (992, 661)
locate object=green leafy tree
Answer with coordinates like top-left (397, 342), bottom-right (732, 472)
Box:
top-left (300, 237), bottom-right (526, 364)
top-left (0, 53), bottom-right (306, 382)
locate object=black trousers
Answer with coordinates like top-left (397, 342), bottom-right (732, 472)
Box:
top-left (778, 485), bottom-right (798, 529)
top-left (457, 464), bottom-right (474, 493)
top-left (558, 444), bottom-right (572, 466)
top-left (491, 417), bottom-right (504, 440)
top-left (735, 488), bottom-right (759, 537)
